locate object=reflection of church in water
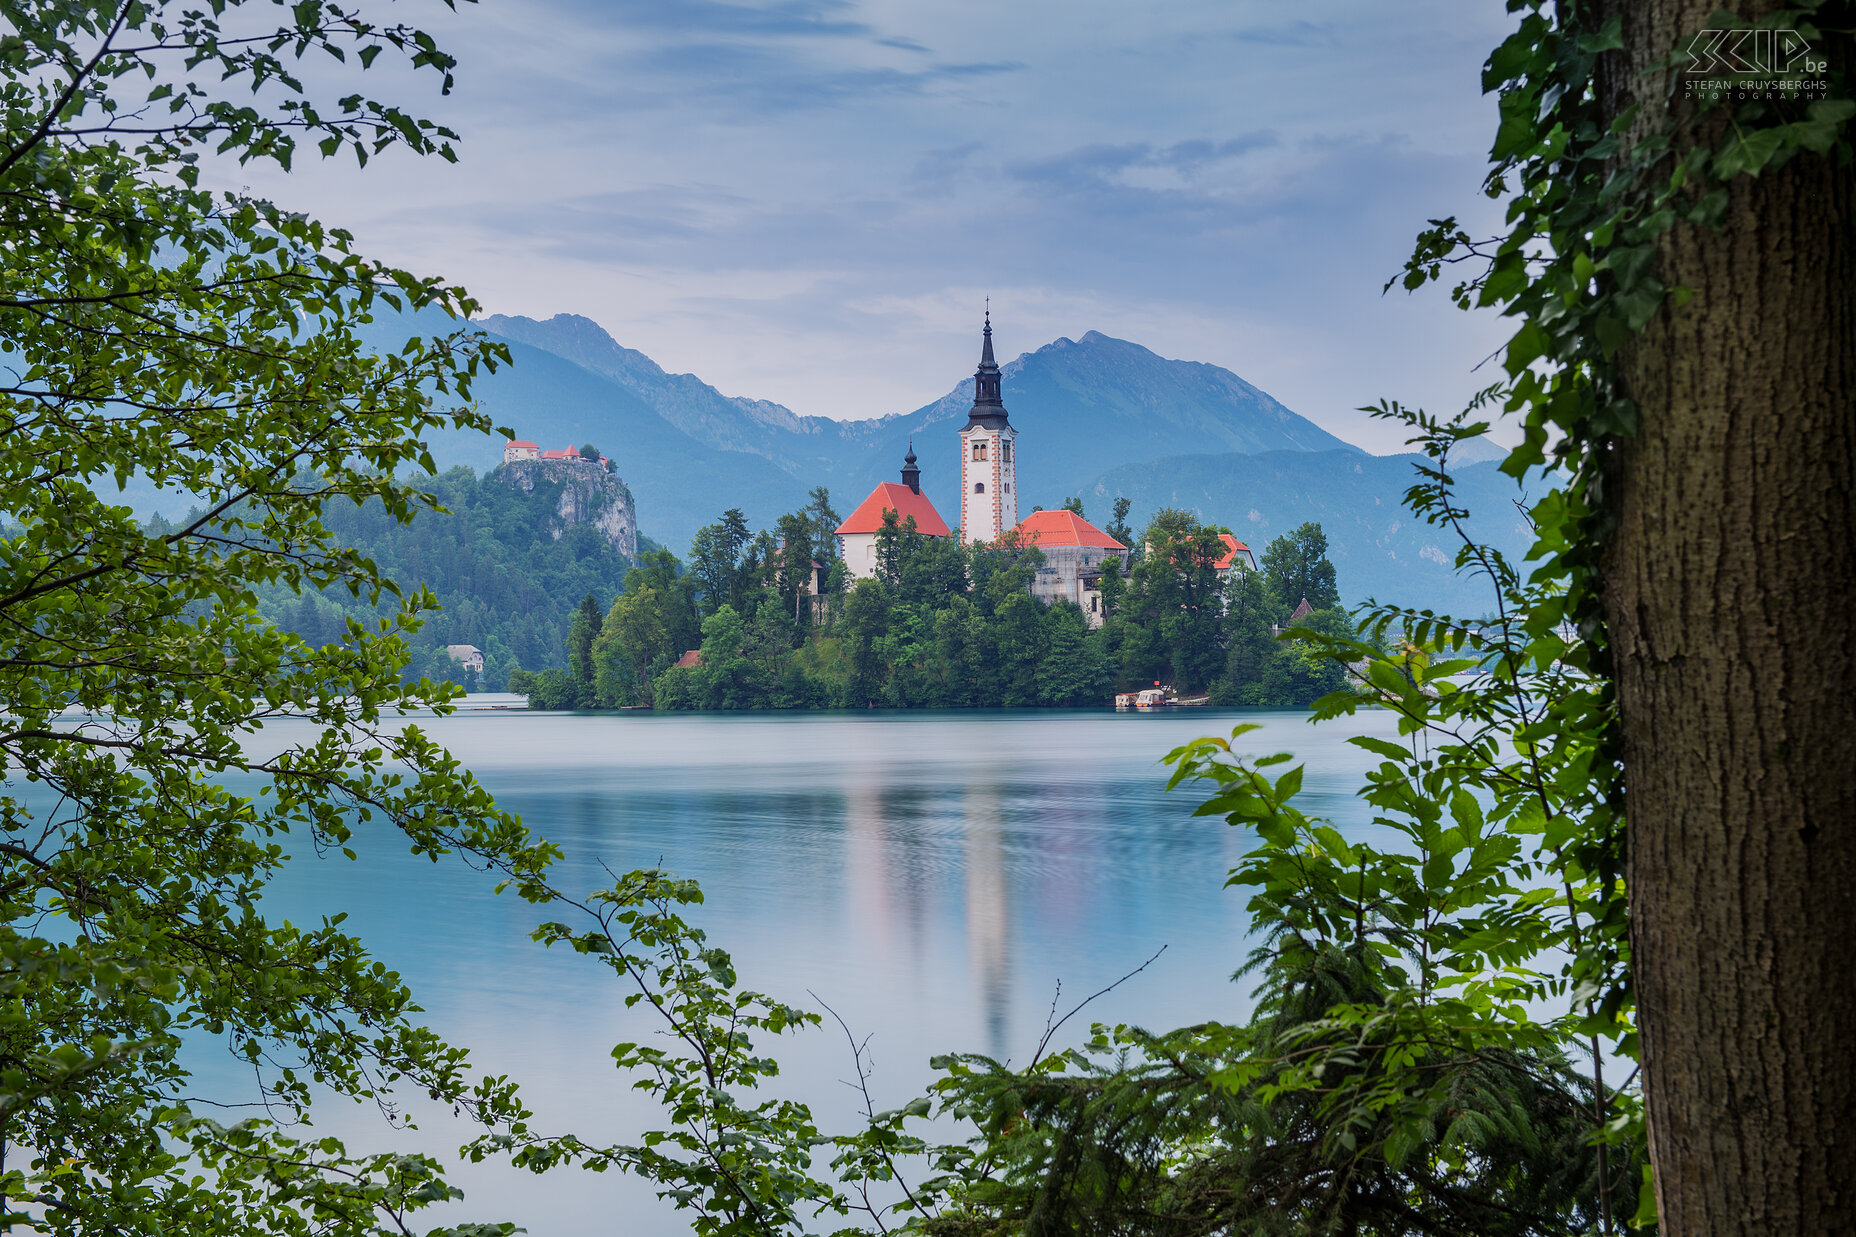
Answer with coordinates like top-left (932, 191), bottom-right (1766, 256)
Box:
top-left (835, 314), bottom-right (1132, 624)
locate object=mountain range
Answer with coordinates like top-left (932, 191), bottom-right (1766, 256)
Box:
top-left (416, 313), bottom-right (1529, 615)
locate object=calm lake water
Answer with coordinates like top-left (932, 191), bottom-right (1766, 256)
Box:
top-left (202, 705), bottom-right (1401, 1235)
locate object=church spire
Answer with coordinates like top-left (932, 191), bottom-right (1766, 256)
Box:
top-left (965, 307), bottom-right (1009, 429)
top-left (900, 441), bottom-right (921, 493)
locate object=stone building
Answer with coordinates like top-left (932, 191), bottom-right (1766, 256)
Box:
top-left (1014, 509), bottom-right (1130, 627)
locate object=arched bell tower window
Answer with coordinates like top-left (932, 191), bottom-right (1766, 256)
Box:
top-left (973, 482), bottom-right (985, 494)
top-left (971, 441), bottom-right (988, 461)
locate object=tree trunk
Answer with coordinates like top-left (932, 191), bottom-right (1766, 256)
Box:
top-left (1598, 1), bottom-right (1856, 1230)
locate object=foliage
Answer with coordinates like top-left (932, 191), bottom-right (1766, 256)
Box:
top-left (1260, 523), bottom-right (1341, 614)
top-left (1381, 0), bottom-right (1853, 1048)
top-left (0, 0), bottom-right (563, 1232)
top-left (473, 872), bottom-right (843, 1237)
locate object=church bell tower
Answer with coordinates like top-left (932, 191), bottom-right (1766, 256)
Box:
top-left (959, 311), bottom-right (1017, 544)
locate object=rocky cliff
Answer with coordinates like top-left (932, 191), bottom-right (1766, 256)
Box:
top-left (493, 458), bottom-right (638, 559)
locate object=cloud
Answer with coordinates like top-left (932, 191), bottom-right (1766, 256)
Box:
top-left (214, 0), bottom-right (1520, 450)
top-left (1225, 21), bottom-right (1336, 47)
top-left (1009, 133), bottom-right (1281, 191)
top-left (557, 0), bottom-right (872, 38)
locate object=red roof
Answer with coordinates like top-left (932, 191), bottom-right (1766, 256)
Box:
top-left (673, 649), bottom-right (703, 669)
top-left (836, 482), bottom-right (951, 537)
top-left (1014, 509), bottom-right (1126, 550)
top-left (1213, 533), bottom-right (1255, 571)
top-left (506, 439), bottom-right (539, 449)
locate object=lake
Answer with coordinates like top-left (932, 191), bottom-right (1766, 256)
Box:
top-left (210, 705), bottom-right (1401, 1234)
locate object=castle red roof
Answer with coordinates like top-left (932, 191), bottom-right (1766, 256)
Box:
top-left (506, 439), bottom-right (539, 449)
top-left (1014, 509), bottom-right (1126, 550)
top-left (1213, 533), bottom-right (1255, 571)
top-left (836, 482), bottom-right (951, 537)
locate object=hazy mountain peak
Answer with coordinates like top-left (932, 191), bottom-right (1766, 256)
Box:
top-left (478, 311), bottom-right (820, 452)
top-left (482, 313), bottom-right (669, 381)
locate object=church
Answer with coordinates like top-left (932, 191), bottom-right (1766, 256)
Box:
top-left (834, 442), bottom-right (951, 577)
top-left (836, 313), bottom-right (1130, 600)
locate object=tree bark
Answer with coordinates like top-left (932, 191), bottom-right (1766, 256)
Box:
top-left (1598, 1), bottom-right (1856, 1230)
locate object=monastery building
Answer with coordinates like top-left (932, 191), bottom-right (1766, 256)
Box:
top-left (1016, 509), bottom-right (1130, 627)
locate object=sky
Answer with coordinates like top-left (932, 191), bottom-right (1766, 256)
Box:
top-left (224, 0), bottom-right (1523, 453)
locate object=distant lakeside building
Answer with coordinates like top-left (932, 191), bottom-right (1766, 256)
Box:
top-left (444, 644), bottom-right (484, 674)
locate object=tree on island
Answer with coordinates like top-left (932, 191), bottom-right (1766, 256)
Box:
top-left (1104, 495), bottom-right (1135, 549)
top-left (1261, 521), bottom-right (1342, 618)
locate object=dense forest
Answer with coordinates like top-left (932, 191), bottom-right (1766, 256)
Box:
top-left (246, 464), bottom-right (644, 690)
top-left (515, 493), bottom-right (1359, 711)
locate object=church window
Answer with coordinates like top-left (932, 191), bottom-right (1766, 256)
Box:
top-left (974, 482), bottom-right (985, 494)
top-left (972, 441), bottom-right (988, 461)
top-left (1002, 441), bottom-right (1012, 463)
top-left (1004, 484), bottom-right (1011, 493)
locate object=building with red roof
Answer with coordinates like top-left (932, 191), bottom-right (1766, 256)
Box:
top-left (1213, 533), bottom-right (1257, 575)
top-left (505, 441), bottom-right (612, 470)
top-left (836, 445), bottom-right (951, 579)
top-left (1013, 508), bottom-right (1130, 626)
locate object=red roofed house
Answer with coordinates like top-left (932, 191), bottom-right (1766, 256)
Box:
top-left (503, 439), bottom-right (540, 463)
top-left (1213, 533), bottom-right (1257, 577)
top-left (1014, 508), bottom-right (1130, 626)
top-left (836, 445), bottom-right (952, 579)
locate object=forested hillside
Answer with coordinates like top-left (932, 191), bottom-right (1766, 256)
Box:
top-left (251, 466), bottom-right (642, 689)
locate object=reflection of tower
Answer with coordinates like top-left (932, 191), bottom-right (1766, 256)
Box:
top-left (963, 784), bottom-right (1011, 1057)
top-left (958, 311), bottom-right (1018, 545)
top-left (845, 784), bottom-right (897, 964)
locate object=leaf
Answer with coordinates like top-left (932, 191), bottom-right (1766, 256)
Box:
top-left (1348, 735), bottom-right (1411, 762)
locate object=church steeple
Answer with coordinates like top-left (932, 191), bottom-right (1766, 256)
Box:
top-left (900, 441), bottom-right (921, 494)
top-left (965, 308), bottom-right (1009, 429)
